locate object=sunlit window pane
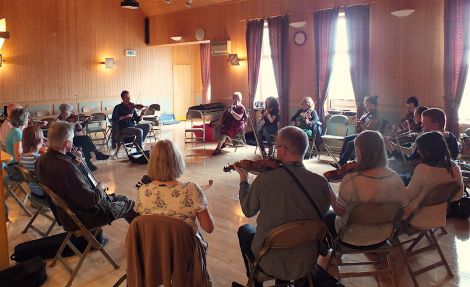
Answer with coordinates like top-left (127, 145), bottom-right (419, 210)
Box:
top-left (459, 53), bottom-right (470, 122)
top-left (255, 23), bottom-right (279, 103)
top-left (326, 14), bottom-right (356, 112)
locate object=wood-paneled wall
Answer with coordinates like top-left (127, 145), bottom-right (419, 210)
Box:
top-left (150, 0), bottom-right (445, 120)
top-left (0, 0), bottom-right (174, 112)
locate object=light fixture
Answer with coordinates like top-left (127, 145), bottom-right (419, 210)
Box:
top-left (165, 0), bottom-right (171, 3)
top-left (391, 0), bottom-right (415, 17)
top-left (101, 58), bottom-right (115, 69)
top-left (228, 54), bottom-right (244, 66)
top-left (289, 21), bottom-right (307, 29)
top-left (0, 54), bottom-right (5, 67)
top-left (121, 0), bottom-right (139, 9)
top-left (0, 18), bottom-right (10, 50)
top-left (186, 0), bottom-right (192, 8)
top-left (171, 36), bottom-right (182, 41)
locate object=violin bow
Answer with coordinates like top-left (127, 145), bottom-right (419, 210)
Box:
top-left (247, 109), bottom-right (266, 159)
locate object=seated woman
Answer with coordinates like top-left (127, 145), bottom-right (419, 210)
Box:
top-left (57, 103), bottom-right (109, 171)
top-left (20, 125), bottom-right (46, 198)
top-left (212, 92), bottom-right (247, 155)
top-left (404, 131), bottom-right (463, 229)
top-left (327, 130), bottom-right (406, 247)
top-left (4, 108), bottom-right (29, 163)
top-left (334, 95), bottom-right (382, 167)
top-left (290, 97), bottom-right (322, 152)
top-left (256, 97), bottom-right (280, 158)
top-left (136, 139), bottom-right (214, 235)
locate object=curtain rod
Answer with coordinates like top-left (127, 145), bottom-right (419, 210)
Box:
top-left (240, 13), bottom-right (291, 23)
top-left (308, 1), bottom-right (375, 13)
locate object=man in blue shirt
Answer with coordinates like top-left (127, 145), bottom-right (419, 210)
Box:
top-left (111, 90), bottom-right (152, 148)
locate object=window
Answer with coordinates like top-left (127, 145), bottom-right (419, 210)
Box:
top-left (255, 22), bottom-right (278, 103)
top-left (326, 13), bottom-right (356, 112)
top-left (459, 52), bottom-right (470, 122)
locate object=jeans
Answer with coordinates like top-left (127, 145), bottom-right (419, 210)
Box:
top-left (238, 224), bottom-right (263, 287)
top-left (339, 134), bottom-right (357, 165)
top-left (122, 123), bottom-right (151, 148)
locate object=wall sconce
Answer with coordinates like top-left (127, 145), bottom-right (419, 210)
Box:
top-left (171, 36), bottom-right (182, 41)
top-left (391, 0), bottom-right (415, 17)
top-left (0, 18), bottom-right (10, 50)
top-left (289, 21), bottom-right (307, 29)
top-left (0, 54), bottom-right (5, 67)
top-left (101, 58), bottom-right (115, 69)
top-left (228, 54), bottom-right (245, 66)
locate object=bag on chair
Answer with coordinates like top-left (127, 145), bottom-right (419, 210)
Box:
top-left (447, 190), bottom-right (470, 219)
top-left (128, 150), bottom-right (150, 164)
top-left (0, 256), bottom-right (47, 287)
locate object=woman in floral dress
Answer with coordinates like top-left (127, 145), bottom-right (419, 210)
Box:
top-left (135, 139), bottom-right (214, 234)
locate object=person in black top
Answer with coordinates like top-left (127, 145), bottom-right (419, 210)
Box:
top-left (256, 97), bottom-right (280, 158)
top-left (393, 96), bottom-right (420, 134)
top-left (36, 121), bottom-right (138, 232)
top-left (111, 90), bottom-right (152, 148)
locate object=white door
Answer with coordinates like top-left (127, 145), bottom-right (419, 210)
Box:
top-left (173, 64), bottom-right (192, 120)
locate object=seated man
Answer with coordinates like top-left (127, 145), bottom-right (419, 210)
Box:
top-left (233, 126), bottom-right (331, 286)
top-left (36, 121), bottom-right (139, 232)
top-left (385, 107), bottom-right (460, 160)
top-left (112, 90), bottom-right (152, 149)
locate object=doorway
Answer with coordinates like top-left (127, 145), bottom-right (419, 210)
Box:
top-left (173, 64), bottom-right (192, 120)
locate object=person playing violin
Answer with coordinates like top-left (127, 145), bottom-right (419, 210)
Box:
top-left (232, 126), bottom-right (331, 286)
top-left (58, 103), bottom-right (109, 171)
top-left (112, 90), bottom-right (152, 149)
top-left (393, 96), bottom-right (420, 134)
top-left (290, 97), bottom-right (323, 157)
top-left (332, 95), bottom-right (382, 168)
top-left (256, 97), bottom-right (280, 158)
top-left (325, 130), bottom-right (406, 247)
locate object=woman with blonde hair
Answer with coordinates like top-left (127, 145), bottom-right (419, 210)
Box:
top-left (290, 97), bottom-right (319, 137)
top-left (136, 139), bottom-right (214, 234)
top-left (326, 130), bottom-right (406, 246)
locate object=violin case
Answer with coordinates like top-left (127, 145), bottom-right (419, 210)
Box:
top-left (0, 257), bottom-right (47, 287)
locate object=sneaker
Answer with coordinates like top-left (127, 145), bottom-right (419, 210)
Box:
top-left (212, 149), bottom-right (222, 155)
top-left (221, 143), bottom-right (227, 149)
top-left (95, 151), bottom-right (110, 161)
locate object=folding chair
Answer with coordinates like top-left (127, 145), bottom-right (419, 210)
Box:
top-left (320, 115), bottom-right (349, 164)
top-left (395, 182), bottom-right (462, 287)
top-left (246, 220), bottom-right (327, 287)
top-left (185, 110), bottom-right (205, 150)
top-left (4, 166), bottom-right (32, 217)
top-left (113, 134), bottom-right (147, 161)
top-left (15, 165), bottom-right (56, 237)
top-left (225, 132), bottom-right (247, 152)
top-left (86, 112), bottom-right (108, 151)
top-left (326, 202), bottom-right (404, 287)
top-left (307, 121), bottom-right (322, 159)
top-left (39, 183), bottom-right (120, 287)
top-left (142, 108), bottom-right (161, 142)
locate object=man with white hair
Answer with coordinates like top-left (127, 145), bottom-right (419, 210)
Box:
top-left (36, 121), bottom-right (138, 232)
top-left (0, 103), bottom-right (22, 145)
top-left (233, 126), bottom-right (331, 286)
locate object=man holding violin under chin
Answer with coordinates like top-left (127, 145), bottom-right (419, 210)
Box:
top-left (111, 90), bottom-right (152, 149)
top-left (232, 126), bottom-right (331, 286)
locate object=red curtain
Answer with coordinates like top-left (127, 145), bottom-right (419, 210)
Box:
top-left (200, 43), bottom-right (211, 104)
top-left (268, 16), bottom-right (289, 127)
top-left (246, 19), bottom-right (265, 112)
top-left (345, 5), bottom-right (370, 118)
top-left (444, 0), bottom-right (470, 135)
top-left (314, 8), bottom-right (339, 121)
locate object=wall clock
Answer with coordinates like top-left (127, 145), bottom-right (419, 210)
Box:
top-left (294, 31), bottom-right (306, 46)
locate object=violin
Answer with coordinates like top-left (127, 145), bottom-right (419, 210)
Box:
top-left (127, 102), bottom-right (146, 110)
top-left (223, 159), bottom-right (281, 174)
top-left (323, 161), bottom-right (358, 182)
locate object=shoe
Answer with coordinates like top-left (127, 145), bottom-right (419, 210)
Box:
top-left (86, 160), bottom-right (98, 171)
top-left (268, 146), bottom-right (274, 157)
top-left (93, 232), bottom-right (109, 249)
top-left (95, 150), bottom-right (110, 161)
top-left (212, 149), bottom-right (222, 155)
top-left (221, 143), bottom-right (227, 149)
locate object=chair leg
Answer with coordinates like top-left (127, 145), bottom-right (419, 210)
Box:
top-left (396, 238), bottom-right (420, 287)
top-left (22, 207), bottom-right (42, 234)
top-left (386, 253), bottom-right (397, 287)
top-left (429, 231), bottom-right (453, 276)
top-left (6, 185), bottom-right (32, 217)
top-left (66, 238), bottom-right (95, 286)
top-left (407, 232), bottom-right (426, 252)
top-left (51, 232), bottom-right (73, 267)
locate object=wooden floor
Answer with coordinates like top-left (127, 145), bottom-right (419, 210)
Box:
top-left (5, 123), bottom-right (470, 286)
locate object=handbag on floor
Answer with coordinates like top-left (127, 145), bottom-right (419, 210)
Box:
top-left (447, 190), bottom-right (470, 219)
top-left (11, 231), bottom-right (103, 262)
top-left (0, 256), bottom-right (47, 287)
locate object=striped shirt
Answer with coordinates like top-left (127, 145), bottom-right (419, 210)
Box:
top-left (20, 152), bottom-right (44, 197)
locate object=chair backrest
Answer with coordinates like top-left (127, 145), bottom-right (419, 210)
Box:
top-left (186, 110), bottom-right (204, 124)
top-left (149, 104), bottom-right (160, 111)
top-left (325, 115), bottom-right (349, 136)
top-left (256, 220), bottom-right (327, 261)
top-left (81, 106), bottom-right (93, 113)
top-left (406, 181), bottom-right (462, 224)
top-left (143, 108), bottom-right (156, 116)
top-left (337, 202), bottom-right (403, 242)
top-left (90, 112), bottom-right (107, 121)
top-left (104, 105), bottom-right (114, 111)
top-left (38, 183), bottom-right (94, 239)
top-left (41, 117), bottom-right (57, 128)
top-left (14, 164), bottom-right (37, 184)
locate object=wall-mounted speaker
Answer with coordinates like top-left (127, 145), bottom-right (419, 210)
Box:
top-left (144, 17), bottom-right (150, 45)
